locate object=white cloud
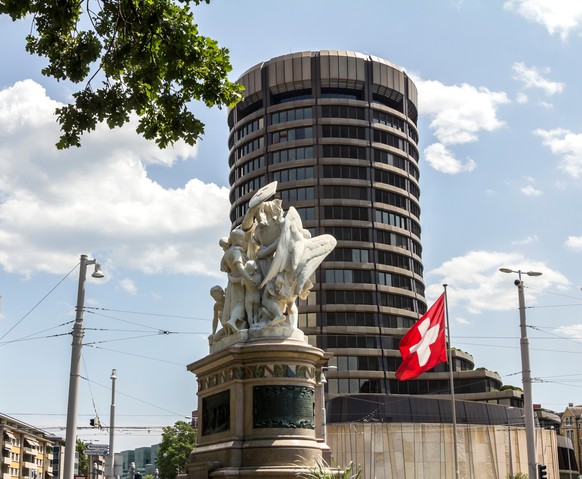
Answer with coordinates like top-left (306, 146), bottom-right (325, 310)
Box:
top-left (504, 0), bottom-right (582, 40)
top-left (565, 236), bottom-right (582, 251)
top-left (511, 234), bottom-right (539, 245)
top-left (426, 250), bottom-right (570, 314)
top-left (415, 78), bottom-right (510, 146)
top-left (512, 62), bottom-right (565, 95)
top-left (534, 128), bottom-right (582, 177)
top-left (119, 278), bottom-right (138, 295)
top-left (554, 324), bottom-right (582, 340)
top-left (521, 184), bottom-right (543, 196)
top-left (515, 92), bottom-right (529, 104)
top-left (423, 143), bottom-right (476, 174)
top-left (0, 80), bottom-right (231, 277)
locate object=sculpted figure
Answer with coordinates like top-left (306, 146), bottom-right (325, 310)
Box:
top-left (242, 260), bottom-right (262, 326)
top-left (220, 229), bottom-right (258, 333)
top-left (209, 285), bottom-right (225, 344)
top-left (211, 181), bottom-right (336, 341)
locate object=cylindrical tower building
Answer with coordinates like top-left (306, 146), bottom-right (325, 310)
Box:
top-left (227, 51), bottom-right (491, 403)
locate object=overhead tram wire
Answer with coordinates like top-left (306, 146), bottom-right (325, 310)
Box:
top-left (84, 305), bottom-right (212, 322)
top-left (0, 261), bottom-right (79, 342)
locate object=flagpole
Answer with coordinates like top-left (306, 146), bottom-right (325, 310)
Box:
top-left (444, 284), bottom-right (459, 479)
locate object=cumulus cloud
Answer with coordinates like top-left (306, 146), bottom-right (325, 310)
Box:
top-left (534, 128), bottom-right (582, 177)
top-left (119, 278), bottom-right (138, 295)
top-left (512, 62), bottom-right (565, 95)
top-left (426, 250), bottom-right (570, 314)
top-left (415, 78), bottom-right (509, 146)
top-left (511, 234), bottom-right (539, 245)
top-left (423, 143), bottom-right (476, 174)
top-left (0, 80), bottom-right (231, 277)
top-left (554, 324), bottom-right (582, 340)
top-left (413, 77), bottom-right (509, 174)
top-left (521, 184), bottom-right (543, 196)
top-left (504, 0), bottom-right (582, 41)
top-left (565, 236), bottom-right (582, 251)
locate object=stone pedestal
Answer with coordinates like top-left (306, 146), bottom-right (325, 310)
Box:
top-left (183, 327), bottom-right (331, 479)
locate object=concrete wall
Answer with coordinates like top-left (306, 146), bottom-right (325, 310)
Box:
top-left (327, 423), bottom-right (558, 479)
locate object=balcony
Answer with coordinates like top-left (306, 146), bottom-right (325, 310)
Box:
top-left (3, 473), bottom-right (11, 479)
top-left (2, 456), bottom-right (11, 465)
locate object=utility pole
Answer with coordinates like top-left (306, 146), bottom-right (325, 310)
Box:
top-left (106, 369), bottom-right (117, 479)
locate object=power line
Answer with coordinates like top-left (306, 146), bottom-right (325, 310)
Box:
top-left (0, 261), bottom-right (79, 341)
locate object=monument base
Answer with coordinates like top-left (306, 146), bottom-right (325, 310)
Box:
top-left (183, 332), bottom-right (332, 479)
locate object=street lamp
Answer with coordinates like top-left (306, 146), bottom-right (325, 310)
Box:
top-left (106, 369), bottom-right (117, 479)
top-left (63, 255), bottom-right (105, 479)
top-left (319, 366), bottom-right (337, 443)
top-left (499, 268), bottom-right (542, 479)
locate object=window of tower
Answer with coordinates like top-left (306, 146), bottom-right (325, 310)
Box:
top-left (377, 272), bottom-right (417, 291)
top-left (378, 313), bottom-right (416, 329)
top-left (377, 293), bottom-right (425, 313)
top-left (321, 105), bottom-right (366, 120)
top-left (235, 156), bottom-right (265, 181)
top-left (272, 89), bottom-right (312, 104)
top-left (296, 207), bottom-right (315, 222)
top-left (323, 226), bottom-right (370, 242)
top-left (271, 107), bottom-right (313, 124)
top-left (272, 166), bottom-right (314, 183)
top-left (372, 92), bottom-right (403, 112)
top-left (237, 137), bottom-right (263, 160)
top-left (326, 248), bottom-right (370, 263)
top-left (374, 209), bottom-right (408, 230)
top-left (236, 117), bottom-right (264, 141)
top-left (237, 175), bottom-right (267, 197)
top-left (322, 144), bottom-right (366, 160)
top-left (320, 87), bottom-right (364, 101)
top-left (323, 185), bottom-right (369, 201)
top-left (322, 164), bottom-right (367, 180)
top-left (237, 99), bottom-right (264, 121)
top-left (324, 269), bottom-right (373, 284)
top-left (322, 124), bottom-right (366, 140)
top-left (322, 311), bottom-right (375, 327)
top-left (323, 206), bottom-right (370, 222)
top-left (374, 189), bottom-right (409, 210)
top-left (372, 110), bottom-right (405, 133)
top-left (272, 127), bottom-right (313, 143)
top-left (323, 290), bottom-right (374, 305)
top-left (278, 187), bottom-right (315, 202)
top-left (271, 146), bottom-right (314, 164)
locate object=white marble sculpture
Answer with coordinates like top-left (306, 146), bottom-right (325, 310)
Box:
top-left (209, 181), bottom-right (336, 344)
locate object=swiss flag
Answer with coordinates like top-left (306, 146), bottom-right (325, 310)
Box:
top-left (395, 293), bottom-right (447, 381)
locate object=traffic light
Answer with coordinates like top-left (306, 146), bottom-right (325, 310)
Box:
top-left (89, 417), bottom-right (100, 428)
top-left (537, 464), bottom-right (547, 479)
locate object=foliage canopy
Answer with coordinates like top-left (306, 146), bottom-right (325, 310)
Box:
top-left (0, 0), bottom-right (243, 149)
top-left (157, 420), bottom-right (197, 479)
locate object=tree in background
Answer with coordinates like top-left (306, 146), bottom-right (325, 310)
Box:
top-left (157, 420), bottom-right (197, 479)
top-left (0, 0), bottom-right (243, 149)
top-left (75, 438), bottom-right (89, 476)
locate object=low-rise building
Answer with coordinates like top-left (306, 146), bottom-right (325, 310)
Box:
top-left (0, 413), bottom-right (64, 479)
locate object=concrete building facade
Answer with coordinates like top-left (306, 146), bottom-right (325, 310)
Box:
top-left (0, 413), bottom-right (62, 479)
top-left (227, 50), bottom-right (513, 406)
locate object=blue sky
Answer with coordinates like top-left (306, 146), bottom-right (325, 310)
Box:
top-left (2, 0), bottom-right (582, 451)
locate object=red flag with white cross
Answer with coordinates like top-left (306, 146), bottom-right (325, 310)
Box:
top-left (396, 293), bottom-right (447, 381)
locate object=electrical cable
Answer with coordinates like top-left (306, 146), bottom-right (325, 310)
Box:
top-left (0, 261), bottom-right (79, 341)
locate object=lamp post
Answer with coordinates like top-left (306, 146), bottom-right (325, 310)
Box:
top-left (106, 369), bottom-right (117, 479)
top-left (63, 255), bottom-right (105, 479)
top-left (319, 366), bottom-right (336, 443)
top-left (499, 268), bottom-right (542, 479)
